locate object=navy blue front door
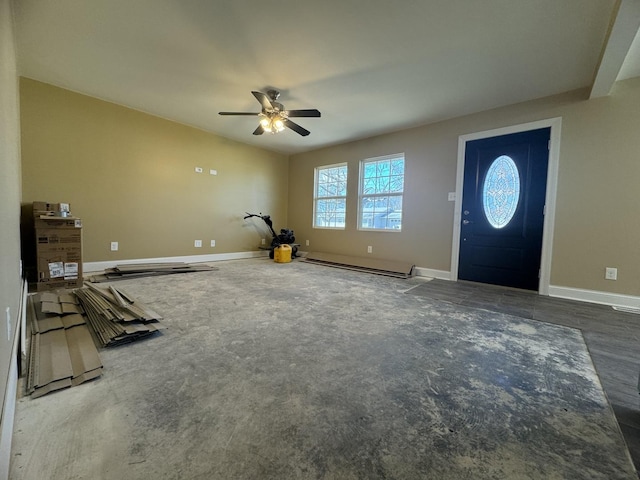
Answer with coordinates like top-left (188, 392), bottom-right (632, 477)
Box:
top-left (458, 128), bottom-right (550, 291)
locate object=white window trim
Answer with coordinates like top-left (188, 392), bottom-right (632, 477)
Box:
top-left (358, 153), bottom-right (405, 232)
top-left (313, 162), bottom-right (348, 230)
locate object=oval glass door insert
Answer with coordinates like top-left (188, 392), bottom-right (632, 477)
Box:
top-left (482, 155), bottom-right (520, 229)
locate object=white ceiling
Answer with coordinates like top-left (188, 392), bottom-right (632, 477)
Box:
top-left (12, 0), bottom-right (640, 155)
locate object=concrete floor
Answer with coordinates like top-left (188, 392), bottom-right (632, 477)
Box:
top-left (9, 258), bottom-right (638, 479)
top-left (405, 277), bottom-right (640, 473)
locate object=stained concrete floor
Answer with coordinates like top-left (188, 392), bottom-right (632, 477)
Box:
top-left (9, 258), bottom-right (638, 479)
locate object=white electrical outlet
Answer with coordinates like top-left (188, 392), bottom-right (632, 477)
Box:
top-left (367, 246), bottom-right (373, 253)
top-left (195, 167), bottom-right (203, 173)
top-left (448, 192), bottom-right (456, 201)
top-left (306, 240), bottom-right (309, 246)
top-left (605, 267), bottom-right (618, 280)
top-left (194, 240), bottom-right (202, 248)
top-left (261, 238), bottom-right (266, 245)
top-left (210, 240), bottom-right (216, 247)
top-left (210, 169), bottom-right (217, 175)
top-left (110, 241), bottom-right (118, 251)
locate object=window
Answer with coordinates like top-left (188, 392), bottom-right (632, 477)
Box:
top-left (359, 154), bottom-right (405, 231)
top-left (313, 163), bottom-right (348, 229)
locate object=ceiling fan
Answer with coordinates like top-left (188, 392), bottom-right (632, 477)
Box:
top-left (219, 90), bottom-right (321, 137)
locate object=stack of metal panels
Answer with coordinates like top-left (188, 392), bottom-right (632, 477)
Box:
top-left (27, 292), bottom-right (103, 398)
top-left (88, 262), bottom-right (216, 282)
top-left (74, 284), bottom-right (164, 347)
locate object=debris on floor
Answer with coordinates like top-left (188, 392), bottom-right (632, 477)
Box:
top-left (74, 284), bottom-right (164, 347)
top-left (88, 262), bottom-right (217, 282)
top-left (26, 292), bottom-right (103, 398)
top-left (303, 252), bottom-right (415, 278)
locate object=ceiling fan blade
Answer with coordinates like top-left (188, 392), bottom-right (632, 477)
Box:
top-left (253, 125), bottom-right (265, 135)
top-left (252, 91), bottom-right (275, 111)
top-left (284, 119), bottom-right (310, 137)
top-left (218, 112), bottom-right (259, 116)
top-left (284, 109), bottom-right (321, 118)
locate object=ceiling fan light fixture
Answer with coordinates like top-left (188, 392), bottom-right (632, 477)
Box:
top-left (258, 113), bottom-right (285, 134)
top-left (220, 90), bottom-right (320, 137)
top-left (259, 116), bottom-right (271, 131)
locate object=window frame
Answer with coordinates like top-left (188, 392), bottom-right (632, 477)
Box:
top-left (357, 153), bottom-right (405, 232)
top-left (313, 162), bottom-right (348, 230)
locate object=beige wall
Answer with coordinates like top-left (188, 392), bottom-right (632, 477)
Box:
top-left (20, 79), bottom-right (289, 265)
top-left (18, 76), bottom-right (640, 297)
top-left (289, 78), bottom-right (640, 296)
top-left (0, 0), bottom-right (22, 448)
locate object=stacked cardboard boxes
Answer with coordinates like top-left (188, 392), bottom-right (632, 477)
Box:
top-left (33, 201), bottom-right (83, 291)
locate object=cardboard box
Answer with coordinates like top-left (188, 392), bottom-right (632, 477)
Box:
top-left (34, 217), bottom-right (82, 230)
top-left (33, 201), bottom-right (71, 217)
top-left (36, 228), bottom-right (83, 291)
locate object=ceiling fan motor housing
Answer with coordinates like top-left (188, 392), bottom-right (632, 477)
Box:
top-left (266, 89), bottom-right (281, 101)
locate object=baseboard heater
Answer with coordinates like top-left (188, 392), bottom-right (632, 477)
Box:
top-left (303, 252), bottom-right (414, 279)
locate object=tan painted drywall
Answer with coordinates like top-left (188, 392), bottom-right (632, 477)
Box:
top-left (20, 78), bottom-right (289, 265)
top-left (290, 78), bottom-right (640, 296)
top-left (0, 0), bottom-right (22, 449)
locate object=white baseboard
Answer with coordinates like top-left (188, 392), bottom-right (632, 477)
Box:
top-left (0, 352), bottom-right (17, 480)
top-left (548, 285), bottom-right (640, 310)
top-left (84, 251), bottom-right (268, 274)
top-left (413, 267), bottom-right (452, 280)
top-left (408, 271), bottom-right (640, 310)
top-left (0, 282), bottom-right (23, 480)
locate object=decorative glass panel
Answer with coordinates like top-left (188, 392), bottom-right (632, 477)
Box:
top-left (482, 155), bottom-right (520, 229)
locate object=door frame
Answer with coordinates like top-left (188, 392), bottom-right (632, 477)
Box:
top-left (450, 117), bottom-right (562, 295)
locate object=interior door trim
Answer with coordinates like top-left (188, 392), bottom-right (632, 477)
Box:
top-left (450, 117), bottom-right (562, 295)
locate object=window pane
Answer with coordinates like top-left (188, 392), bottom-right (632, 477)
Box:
top-left (389, 174), bottom-right (404, 193)
top-left (314, 164), bottom-right (348, 229)
top-left (364, 163), bottom-right (376, 179)
top-left (315, 198), bottom-right (346, 228)
top-left (363, 178), bottom-right (376, 194)
top-left (359, 155), bottom-right (404, 231)
top-left (316, 165), bottom-right (348, 198)
top-left (377, 178), bottom-right (386, 192)
top-left (360, 195), bottom-right (402, 230)
top-left (390, 159), bottom-right (404, 175)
